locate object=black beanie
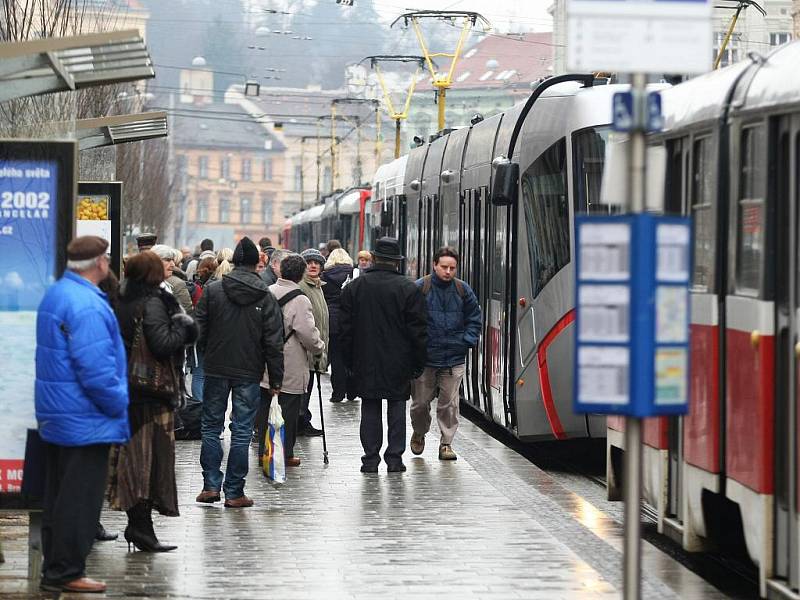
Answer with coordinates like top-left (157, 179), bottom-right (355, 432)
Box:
top-left (233, 236), bottom-right (260, 266)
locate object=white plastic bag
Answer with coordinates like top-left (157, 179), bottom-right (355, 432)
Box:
top-left (262, 400), bottom-right (286, 484)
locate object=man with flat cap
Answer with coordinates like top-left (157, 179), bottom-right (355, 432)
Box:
top-left (195, 236), bottom-right (284, 507)
top-left (339, 237), bottom-right (427, 473)
top-left (136, 232), bottom-right (157, 252)
top-left (35, 236), bottom-right (130, 594)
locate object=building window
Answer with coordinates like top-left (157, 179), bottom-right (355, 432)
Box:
top-left (691, 136), bottom-right (715, 292)
top-left (241, 158), bottom-right (252, 181)
top-left (770, 32), bottom-right (792, 46)
top-left (294, 165), bottom-right (303, 192)
top-left (240, 195), bottom-right (252, 224)
top-left (219, 196), bottom-right (230, 223)
top-left (198, 155), bottom-right (209, 178)
top-left (261, 193), bottom-right (274, 224)
top-left (262, 158), bottom-right (273, 181)
top-left (220, 157), bottom-right (230, 180)
top-left (713, 31), bottom-right (741, 67)
top-left (196, 193), bottom-right (208, 222)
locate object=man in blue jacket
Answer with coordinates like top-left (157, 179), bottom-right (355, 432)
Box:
top-left (410, 246), bottom-right (482, 461)
top-left (35, 236), bottom-right (130, 594)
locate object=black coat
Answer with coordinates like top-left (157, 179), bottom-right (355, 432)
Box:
top-left (260, 265), bottom-right (277, 286)
top-left (339, 265), bottom-right (427, 401)
top-left (116, 282), bottom-right (195, 406)
top-left (195, 266), bottom-right (284, 387)
top-left (322, 263), bottom-right (353, 338)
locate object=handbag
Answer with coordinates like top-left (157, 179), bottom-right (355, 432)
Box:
top-left (262, 401), bottom-right (286, 484)
top-left (127, 302), bottom-right (180, 404)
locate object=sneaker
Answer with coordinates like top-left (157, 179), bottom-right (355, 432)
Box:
top-left (299, 425), bottom-right (323, 437)
top-left (386, 463), bottom-right (407, 473)
top-left (329, 396), bottom-right (344, 403)
top-left (438, 444), bottom-right (457, 461)
top-left (410, 433), bottom-right (425, 455)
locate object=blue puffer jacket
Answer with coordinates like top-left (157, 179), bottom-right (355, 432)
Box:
top-left (35, 271), bottom-right (130, 446)
top-left (415, 272), bottom-right (482, 368)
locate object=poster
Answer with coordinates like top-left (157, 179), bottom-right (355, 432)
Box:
top-left (0, 158), bottom-right (59, 492)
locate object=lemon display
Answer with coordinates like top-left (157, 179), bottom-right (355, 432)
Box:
top-left (77, 196), bottom-right (109, 220)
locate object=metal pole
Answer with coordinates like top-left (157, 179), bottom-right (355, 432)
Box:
top-left (375, 106), bottom-right (382, 164)
top-left (437, 87), bottom-right (446, 131)
top-left (300, 138), bottom-right (305, 210)
top-left (714, 5), bottom-right (743, 70)
top-left (623, 71), bottom-right (648, 600)
top-left (355, 116), bottom-right (362, 185)
top-left (394, 119), bottom-right (401, 159)
top-left (316, 122), bottom-right (321, 202)
top-left (330, 103), bottom-right (337, 191)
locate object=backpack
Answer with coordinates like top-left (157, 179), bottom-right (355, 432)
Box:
top-left (277, 288), bottom-right (306, 343)
top-left (186, 280), bottom-right (201, 306)
top-left (420, 274), bottom-right (465, 298)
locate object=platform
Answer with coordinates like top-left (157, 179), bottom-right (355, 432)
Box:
top-left (1, 375), bottom-right (730, 599)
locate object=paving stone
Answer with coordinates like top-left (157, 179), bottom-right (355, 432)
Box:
top-left (0, 374), bottom-right (729, 599)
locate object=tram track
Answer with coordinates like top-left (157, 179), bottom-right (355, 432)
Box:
top-left (461, 403), bottom-right (760, 599)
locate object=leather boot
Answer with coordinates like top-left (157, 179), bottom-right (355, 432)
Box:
top-left (124, 502), bottom-right (176, 552)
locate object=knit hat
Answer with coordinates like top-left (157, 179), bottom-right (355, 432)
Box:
top-left (136, 232), bottom-right (157, 249)
top-left (67, 235), bottom-right (109, 261)
top-left (301, 248), bottom-right (325, 267)
top-left (233, 236), bottom-right (260, 266)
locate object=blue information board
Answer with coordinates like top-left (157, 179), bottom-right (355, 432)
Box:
top-left (573, 213), bottom-right (692, 417)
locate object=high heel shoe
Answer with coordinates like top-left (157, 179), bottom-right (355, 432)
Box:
top-left (124, 524), bottom-right (177, 552)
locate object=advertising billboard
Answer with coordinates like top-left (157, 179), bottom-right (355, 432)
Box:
top-left (77, 181), bottom-right (122, 276)
top-left (0, 141), bottom-right (75, 498)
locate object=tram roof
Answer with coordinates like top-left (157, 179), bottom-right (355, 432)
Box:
top-left (660, 60), bottom-right (752, 132)
top-left (740, 41), bottom-right (800, 113)
top-left (339, 189), bottom-right (364, 215)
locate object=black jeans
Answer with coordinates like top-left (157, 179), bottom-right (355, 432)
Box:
top-left (258, 389), bottom-right (302, 458)
top-left (328, 335), bottom-right (347, 401)
top-left (41, 442), bottom-right (110, 585)
top-left (360, 399), bottom-right (406, 468)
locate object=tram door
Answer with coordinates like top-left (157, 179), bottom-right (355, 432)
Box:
top-left (773, 115), bottom-right (799, 590)
top-left (487, 189), bottom-right (511, 427)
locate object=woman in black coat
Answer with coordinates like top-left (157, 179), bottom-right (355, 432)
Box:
top-left (109, 251), bottom-right (197, 553)
top-left (322, 248), bottom-right (355, 403)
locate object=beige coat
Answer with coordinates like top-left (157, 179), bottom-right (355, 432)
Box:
top-left (263, 279), bottom-right (325, 394)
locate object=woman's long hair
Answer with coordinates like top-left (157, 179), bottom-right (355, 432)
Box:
top-left (214, 248), bottom-right (234, 279)
top-left (121, 251), bottom-right (163, 300)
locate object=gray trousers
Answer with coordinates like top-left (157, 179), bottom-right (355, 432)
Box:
top-left (410, 364), bottom-right (465, 445)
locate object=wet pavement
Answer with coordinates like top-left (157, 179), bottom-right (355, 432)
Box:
top-left (1, 375), bottom-right (730, 599)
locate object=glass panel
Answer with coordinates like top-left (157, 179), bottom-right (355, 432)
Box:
top-left (521, 138), bottom-right (569, 297)
top-left (261, 193), bottom-right (274, 224)
top-left (219, 196), bottom-right (230, 223)
top-left (691, 137), bottom-right (715, 292)
top-left (241, 159), bottom-right (251, 181)
top-left (736, 125), bottom-right (766, 294)
top-left (240, 195), bottom-right (251, 224)
top-left (572, 126), bottom-right (615, 214)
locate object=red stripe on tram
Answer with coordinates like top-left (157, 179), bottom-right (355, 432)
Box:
top-left (536, 309), bottom-right (575, 440)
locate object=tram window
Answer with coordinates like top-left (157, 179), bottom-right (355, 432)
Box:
top-left (691, 137), bottom-right (715, 292)
top-left (736, 125), bottom-right (766, 294)
top-left (572, 127), bottom-right (615, 214)
top-left (521, 138), bottom-right (569, 297)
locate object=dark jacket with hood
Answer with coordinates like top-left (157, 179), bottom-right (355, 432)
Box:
top-left (339, 264), bottom-right (427, 401)
top-left (195, 266), bottom-right (284, 387)
top-left (116, 280), bottom-right (198, 406)
top-left (321, 263), bottom-right (353, 338)
top-left (415, 272), bottom-right (482, 368)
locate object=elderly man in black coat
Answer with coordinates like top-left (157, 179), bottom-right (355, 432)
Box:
top-left (339, 237), bottom-right (427, 473)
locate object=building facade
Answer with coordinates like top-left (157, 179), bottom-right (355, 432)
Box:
top-left (172, 99), bottom-right (285, 250)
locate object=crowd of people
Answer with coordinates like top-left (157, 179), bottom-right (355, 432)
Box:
top-left (32, 229), bottom-right (482, 594)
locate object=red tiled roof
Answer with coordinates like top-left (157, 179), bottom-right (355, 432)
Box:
top-left (419, 32), bottom-right (554, 91)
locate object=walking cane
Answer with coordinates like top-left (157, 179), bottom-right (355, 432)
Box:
top-left (316, 371), bottom-right (329, 464)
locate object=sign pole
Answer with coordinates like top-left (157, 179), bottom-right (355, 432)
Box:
top-left (623, 71), bottom-right (648, 600)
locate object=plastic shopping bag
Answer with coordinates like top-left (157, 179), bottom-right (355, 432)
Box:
top-left (262, 400), bottom-right (286, 483)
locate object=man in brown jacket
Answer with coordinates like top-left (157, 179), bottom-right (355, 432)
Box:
top-left (259, 254), bottom-right (325, 465)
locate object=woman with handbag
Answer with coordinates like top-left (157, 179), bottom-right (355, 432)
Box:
top-left (109, 251), bottom-right (198, 552)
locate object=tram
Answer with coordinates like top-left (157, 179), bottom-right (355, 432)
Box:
top-left (284, 187), bottom-right (371, 258)
top-left (610, 42), bottom-right (800, 598)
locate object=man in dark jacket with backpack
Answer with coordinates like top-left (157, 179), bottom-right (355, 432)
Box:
top-left (194, 236), bottom-right (284, 507)
top-left (410, 246), bottom-right (482, 461)
top-left (340, 237), bottom-right (427, 473)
